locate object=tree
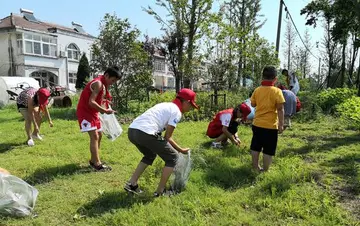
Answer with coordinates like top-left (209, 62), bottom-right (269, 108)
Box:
top-left (282, 20), bottom-right (297, 71)
top-left (144, 0), bottom-right (213, 90)
top-left (91, 14), bottom-right (153, 112)
top-left (75, 53), bottom-right (90, 89)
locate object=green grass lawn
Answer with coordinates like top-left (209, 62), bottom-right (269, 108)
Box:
top-left (0, 106), bottom-right (359, 226)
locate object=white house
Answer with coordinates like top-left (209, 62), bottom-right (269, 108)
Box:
top-left (0, 9), bottom-right (96, 91)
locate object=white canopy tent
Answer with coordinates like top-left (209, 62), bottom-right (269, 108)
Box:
top-left (0, 77), bottom-right (40, 107)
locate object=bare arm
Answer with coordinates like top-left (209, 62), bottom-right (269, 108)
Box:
top-left (88, 81), bottom-right (113, 114)
top-left (277, 103), bottom-right (284, 134)
top-left (43, 105), bottom-right (53, 127)
top-left (164, 125), bottom-right (189, 153)
top-left (222, 126), bottom-right (240, 145)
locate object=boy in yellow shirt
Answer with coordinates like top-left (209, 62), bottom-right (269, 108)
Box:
top-left (250, 66), bottom-right (285, 171)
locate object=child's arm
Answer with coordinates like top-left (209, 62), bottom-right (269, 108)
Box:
top-left (277, 103), bottom-right (284, 134)
top-left (164, 125), bottom-right (189, 153)
top-left (222, 126), bottom-right (240, 146)
top-left (43, 105), bottom-right (53, 127)
top-left (88, 81), bottom-right (114, 114)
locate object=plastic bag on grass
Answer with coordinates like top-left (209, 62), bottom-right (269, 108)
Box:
top-left (0, 173), bottom-right (38, 217)
top-left (99, 108), bottom-right (123, 141)
top-left (171, 151), bottom-right (192, 192)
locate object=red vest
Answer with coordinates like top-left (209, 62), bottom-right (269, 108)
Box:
top-left (296, 97), bottom-right (301, 112)
top-left (76, 76), bottom-right (111, 118)
top-left (206, 108), bottom-right (234, 137)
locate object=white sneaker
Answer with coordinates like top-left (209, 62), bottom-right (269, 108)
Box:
top-left (27, 139), bottom-right (35, 146)
top-left (211, 142), bottom-right (223, 149)
top-left (31, 134), bottom-right (43, 141)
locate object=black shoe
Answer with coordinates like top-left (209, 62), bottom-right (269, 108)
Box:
top-left (89, 161), bottom-right (112, 171)
top-left (153, 189), bottom-right (174, 197)
top-left (124, 182), bottom-right (143, 194)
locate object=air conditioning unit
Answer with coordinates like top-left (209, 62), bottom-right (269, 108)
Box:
top-left (59, 51), bottom-right (66, 58)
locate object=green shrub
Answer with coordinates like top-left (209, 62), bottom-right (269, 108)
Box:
top-left (336, 96), bottom-right (360, 129)
top-left (294, 91), bottom-right (323, 122)
top-left (317, 88), bottom-right (356, 113)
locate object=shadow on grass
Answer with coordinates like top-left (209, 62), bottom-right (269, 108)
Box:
top-left (0, 141), bottom-right (26, 153)
top-left (50, 108), bottom-right (77, 121)
top-left (279, 133), bottom-right (360, 157)
top-left (25, 163), bottom-right (92, 185)
top-left (203, 155), bottom-right (256, 190)
top-left (78, 191), bottom-right (153, 217)
top-left (323, 153), bottom-right (360, 196)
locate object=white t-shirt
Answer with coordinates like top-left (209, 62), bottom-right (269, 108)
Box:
top-left (129, 102), bottom-right (182, 135)
top-left (220, 113), bottom-right (232, 127)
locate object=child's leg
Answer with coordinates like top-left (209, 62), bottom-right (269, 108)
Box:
top-left (20, 109), bottom-right (32, 140)
top-left (263, 154), bottom-right (273, 171)
top-left (215, 133), bottom-right (228, 142)
top-left (32, 107), bottom-right (42, 135)
top-left (88, 130), bottom-right (101, 165)
top-left (156, 166), bottom-right (174, 193)
top-left (251, 150), bottom-right (261, 171)
top-left (98, 131), bottom-right (102, 149)
top-left (129, 161), bottom-right (149, 185)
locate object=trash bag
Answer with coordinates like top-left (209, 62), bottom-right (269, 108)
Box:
top-left (99, 107), bottom-right (123, 141)
top-left (171, 151), bottom-right (192, 192)
top-left (0, 173), bottom-right (38, 217)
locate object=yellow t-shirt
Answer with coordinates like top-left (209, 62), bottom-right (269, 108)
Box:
top-left (250, 86), bottom-right (285, 129)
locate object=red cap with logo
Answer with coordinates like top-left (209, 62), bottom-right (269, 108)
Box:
top-left (176, 88), bottom-right (199, 109)
top-left (239, 103), bottom-right (251, 121)
top-left (37, 88), bottom-right (51, 106)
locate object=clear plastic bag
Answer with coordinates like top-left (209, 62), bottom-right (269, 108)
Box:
top-left (171, 151), bottom-right (192, 192)
top-left (0, 173), bottom-right (38, 217)
top-left (99, 107), bottom-right (123, 141)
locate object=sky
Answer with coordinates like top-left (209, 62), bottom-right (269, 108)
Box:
top-left (1, 0), bottom-right (324, 72)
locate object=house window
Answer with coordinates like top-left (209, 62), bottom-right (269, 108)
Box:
top-left (167, 77), bottom-right (175, 88)
top-left (67, 44), bottom-right (80, 60)
top-left (69, 73), bottom-right (77, 84)
top-left (22, 33), bottom-right (57, 57)
top-left (154, 59), bottom-right (165, 72)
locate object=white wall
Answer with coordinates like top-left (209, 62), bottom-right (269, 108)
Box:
top-left (0, 32), bottom-right (10, 76)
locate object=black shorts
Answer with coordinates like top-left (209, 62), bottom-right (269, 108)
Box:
top-left (250, 125), bottom-right (278, 156)
top-left (128, 128), bottom-right (178, 167)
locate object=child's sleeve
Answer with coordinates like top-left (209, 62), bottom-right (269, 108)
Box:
top-left (168, 109), bottom-right (182, 128)
top-left (276, 89), bottom-right (286, 104)
top-left (220, 113), bottom-right (232, 127)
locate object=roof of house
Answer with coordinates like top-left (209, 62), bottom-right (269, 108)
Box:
top-left (0, 13), bottom-right (95, 38)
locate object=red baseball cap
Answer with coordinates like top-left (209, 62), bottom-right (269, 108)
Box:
top-left (37, 88), bottom-right (51, 106)
top-left (239, 103), bottom-right (251, 120)
top-left (176, 88), bottom-right (199, 109)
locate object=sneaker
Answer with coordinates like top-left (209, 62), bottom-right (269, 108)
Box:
top-left (31, 134), bottom-right (43, 141)
top-left (153, 189), bottom-right (174, 197)
top-left (124, 182), bottom-right (143, 194)
top-left (211, 142), bottom-right (223, 149)
top-left (27, 139), bottom-right (35, 146)
top-left (89, 161), bottom-right (112, 171)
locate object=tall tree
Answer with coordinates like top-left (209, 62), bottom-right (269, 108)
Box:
top-left (144, 0), bottom-right (213, 91)
top-left (91, 14), bottom-right (153, 112)
top-left (75, 53), bottom-right (90, 89)
top-left (282, 20), bottom-right (297, 71)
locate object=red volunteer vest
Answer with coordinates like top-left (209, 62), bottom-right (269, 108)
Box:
top-left (206, 108), bottom-right (234, 137)
top-left (76, 76), bottom-right (111, 118)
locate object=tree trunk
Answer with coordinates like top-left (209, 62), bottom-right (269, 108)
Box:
top-left (339, 42), bottom-right (347, 87)
top-left (348, 39), bottom-right (358, 87)
top-left (357, 56), bottom-right (360, 96)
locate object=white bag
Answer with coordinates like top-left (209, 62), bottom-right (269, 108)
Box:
top-left (171, 151), bottom-right (192, 192)
top-left (99, 107), bottom-right (123, 141)
top-left (0, 173), bottom-right (38, 217)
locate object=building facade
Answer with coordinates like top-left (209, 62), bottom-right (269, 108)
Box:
top-left (0, 9), bottom-right (95, 92)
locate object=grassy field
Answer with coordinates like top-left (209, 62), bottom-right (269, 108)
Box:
top-left (0, 105), bottom-right (359, 226)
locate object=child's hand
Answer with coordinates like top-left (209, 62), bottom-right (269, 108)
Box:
top-left (179, 148), bottom-right (190, 154)
top-left (49, 121), bottom-right (54, 127)
top-left (104, 109), bottom-right (116, 114)
top-left (278, 125), bottom-right (284, 134)
top-left (232, 139), bottom-right (241, 146)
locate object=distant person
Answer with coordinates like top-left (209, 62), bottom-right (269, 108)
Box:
top-left (250, 66), bottom-right (285, 172)
top-left (125, 88), bottom-right (198, 197)
top-left (16, 87), bottom-right (53, 146)
top-left (278, 85), bottom-right (297, 129)
top-left (282, 69), bottom-right (300, 95)
top-left (76, 66), bottom-right (121, 171)
top-left (206, 103), bottom-right (251, 148)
